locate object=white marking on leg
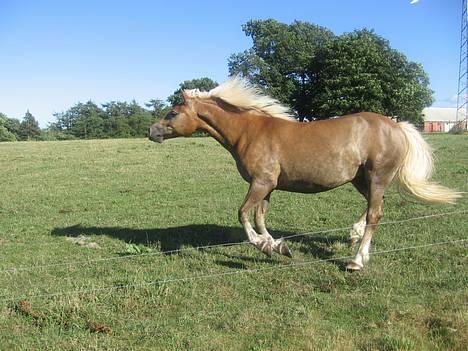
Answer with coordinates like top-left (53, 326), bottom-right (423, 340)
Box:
top-left (359, 242), bottom-right (370, 264)
top-left (242, 220), bottom-right (273, 255)
top-left (352, 253), bottom-right (364, 267)
top-left (349, 217), bottom-right (366, 242)
top-left (351, 233), bottom-right (372, 269)
top-left (244, 222), bottom-right (260, 244)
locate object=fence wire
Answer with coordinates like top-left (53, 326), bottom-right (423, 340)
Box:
top-left (0, 237), bottom-right (466, 303)
top-left (0, 209), bottom-right (466, 274)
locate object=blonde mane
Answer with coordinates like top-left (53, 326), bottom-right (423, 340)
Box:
top-left (184, 77), bottom-right (296, 121)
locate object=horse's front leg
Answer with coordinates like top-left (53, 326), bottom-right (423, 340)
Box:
top-left (239, 181), bottom-right (278, 257)
top-left (255, 195), bottom-right (292, 257)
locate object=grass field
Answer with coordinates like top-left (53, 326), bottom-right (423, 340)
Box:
top-left (0, 134), bottom-right (467, 350)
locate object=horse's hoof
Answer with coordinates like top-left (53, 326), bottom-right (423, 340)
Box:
top-left (275, 241), bottom-right (292, 258)
top-left (346, 260), bottom-right (363, 271)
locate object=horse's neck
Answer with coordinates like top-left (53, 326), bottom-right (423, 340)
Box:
top-left (194, 100), bottom-right (245, 149)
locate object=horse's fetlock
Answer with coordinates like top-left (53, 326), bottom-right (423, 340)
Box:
top-left (367, 211), bottom-right (382, 224)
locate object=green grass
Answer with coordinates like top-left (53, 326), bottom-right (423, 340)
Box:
top-left (0, 134), bottom-right (467, 350)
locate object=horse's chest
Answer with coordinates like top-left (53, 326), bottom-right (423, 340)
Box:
top-left (231, 146), bottom-right (277, 183)
top-left (234, 160), bottom-right (252, 182)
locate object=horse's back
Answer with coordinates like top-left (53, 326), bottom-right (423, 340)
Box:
top-left (273, 112), bottom-right (403, 154)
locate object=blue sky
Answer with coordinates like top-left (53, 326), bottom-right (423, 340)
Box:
top-left (0, 0), bottom-right (461, 127)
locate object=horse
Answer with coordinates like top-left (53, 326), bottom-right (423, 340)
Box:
top-left (149, 77), bottom-right (461, 270)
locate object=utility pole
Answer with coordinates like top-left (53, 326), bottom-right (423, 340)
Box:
top-left (456, 0), bottom-right (468, 131)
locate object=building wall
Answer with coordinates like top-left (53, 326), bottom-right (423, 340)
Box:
top-left (424, 121), bottom-right (459, 132)
top-left (444, 122), bottom-right (457, 132)
top-left (424, 121), bottom-right (442, 132)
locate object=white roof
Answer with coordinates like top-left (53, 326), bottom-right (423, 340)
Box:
top-left (422, 107), bottom-right (457, 122)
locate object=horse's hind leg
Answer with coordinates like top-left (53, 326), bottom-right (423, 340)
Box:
top-left (349, 175), bottom-right (369, 245)
top-left (346, 167), bottom-right (397, 271)
top-left (255, 195), bottom-right (292, 257)
top-left (346, 182), bottom-right (385, 271)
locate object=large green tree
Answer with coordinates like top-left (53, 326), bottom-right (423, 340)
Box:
top-left (18, 110), bottom-right (41, 140)
top-left (229, 20), bottom-right (433, 122)
top-left (312, 29), bottom-right (433, 122)
top-left (229, 19), bottom-right (334, 118)
top-left (167, 77), bottom-right (218, 106)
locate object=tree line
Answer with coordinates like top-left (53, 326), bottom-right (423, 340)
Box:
top-left (1, 102), bottom-right (167, 141)
top-left (0, 77), bottom-right (219, 142)
top-left (1, 19), bottom-right (432, 142)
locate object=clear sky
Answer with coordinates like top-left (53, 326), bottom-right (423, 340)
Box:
top-left (0, 0), bottom-right (461, 127)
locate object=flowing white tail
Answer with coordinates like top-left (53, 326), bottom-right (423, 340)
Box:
top-left (397, 122), bottom-right (462, 204)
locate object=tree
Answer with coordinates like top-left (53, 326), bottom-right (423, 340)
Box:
top-left (229, 20), bottom-right (433, 122)
top-left (0, 113), bottom-right (17, 142)
top-left (52, 101), bottom-right (105, 139)
top-left (18, 110), bottom-right (41, 140)
top-left (127, 100), bottom-right (153, 136)
top-left (312, 29), bottom-right (433, 122)
top-left (229, 19), bottom-right (334, 118)
top-left (51, 110), bottom-right (76, 133)
top-left (145, 99), bottom-right (170, 120)
top-left (72, 101), bottom-right (105, 139)
top-left (2, 114), bottom-right (21, 138)
top-left (167, 77), bottom-right (218, 106)
top-left (101, 101), bottom-right (134, 138)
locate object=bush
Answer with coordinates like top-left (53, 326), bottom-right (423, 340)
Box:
top-left (0, 126), bottom-right (17, 142)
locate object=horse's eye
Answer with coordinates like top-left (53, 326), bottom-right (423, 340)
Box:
top-left (165, 111), bottom-right (177, 120)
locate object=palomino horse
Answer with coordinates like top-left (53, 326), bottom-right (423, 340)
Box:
top-left (149, 78), bottom-right (460, 270)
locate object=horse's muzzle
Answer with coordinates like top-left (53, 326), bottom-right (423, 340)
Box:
top-left (148, 126), bottom-right (165, 143)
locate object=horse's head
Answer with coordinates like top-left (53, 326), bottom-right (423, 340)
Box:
top-left (149, 91), bottom-right (200, 143)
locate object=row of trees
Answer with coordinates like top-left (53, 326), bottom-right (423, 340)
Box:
top-left (48, 77), bottom-right (220, 139)
top-left (1, 19), bottom-right (433, 142)
top-left (0, 79), bottom-right (218, 141)
top-left (50, 100), bottom-right (168, 140)
top-left (1, 103), bottom-right (166, 141)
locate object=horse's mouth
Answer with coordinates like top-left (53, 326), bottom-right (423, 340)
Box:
top-left (149, 135), bottom-right (164, 143)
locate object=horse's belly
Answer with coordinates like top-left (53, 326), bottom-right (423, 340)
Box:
top-left (276, 180), bottom-right (332, 193)
top-left (277, 166), bottom-right (357, 193)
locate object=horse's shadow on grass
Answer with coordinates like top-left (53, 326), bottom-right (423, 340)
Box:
top-left (51, 224), bottom-right (346, 268)
top-left (52, 224), bottom-right (246, 253)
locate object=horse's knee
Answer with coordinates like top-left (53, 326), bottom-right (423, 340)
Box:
top-left (366, 208), bottom-right (383, 224)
